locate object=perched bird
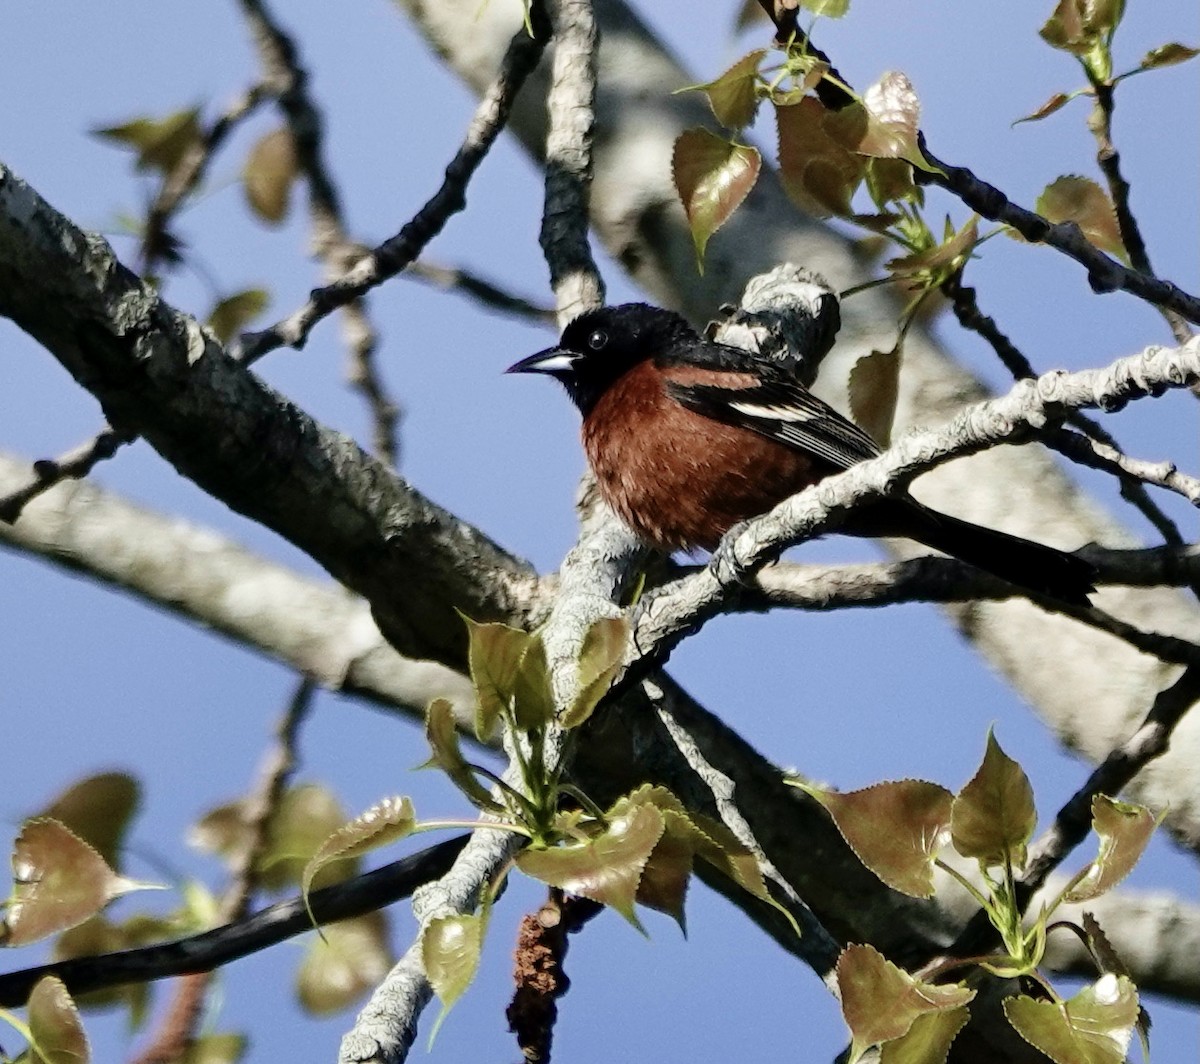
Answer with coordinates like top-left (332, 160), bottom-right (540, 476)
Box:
top-left (507, 302), bottom-right (1096, 605)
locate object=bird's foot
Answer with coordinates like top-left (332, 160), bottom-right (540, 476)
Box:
top-left (710, 521), bottom-right (754, 588)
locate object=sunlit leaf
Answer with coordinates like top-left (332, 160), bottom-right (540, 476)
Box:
top-left (207, 289), bottom-right (270, 344)
top-left (1138, 42), bottom-right (1199, 70)
top-left (694, 50), bottom-right (766, 130)
top-left (859, 72), bottom-right (935, 171)
top-left (516, 798), bottom-right (665, 928)
top-left (672, 128), bottom-right (761, 266)
top-left (776, 97), bottom-right (867, 218)
top-left (465, 618), bottom-right (531, 740)
top-left (848, 346), bottom-right (902, 449)
top-left (950, 731), bottom-right (1036, 869)
top-left (297, 912), bottom-right (392, 1015)
top-left (1036, 175), bottom-right (1125, 259)
top-left (93, 108), bottom-right (202, 174)
top-left (301, 796), bottom-right (415, 901)
top-left (39, 773), bottom-right (140, 870)
top-left (880, 1005), bottom-right (970, 1064)
top-left (1064, 795), bottom-right (1159, 902)
top-left (1004, 974), bottom-right (1138, 1064)
top-left (25, 976), bottom-right (89, 1064)
top-left (422, 912), bottom-right (485, 1042)
top-left (3, 820), bottom-right (150, 947)
top-left (805, 779), bottom-right (952, 898)
top-left (837, 944), bottom-right (974, 1061)
top-left (242, 127), bottom-right (298, 225)
top-left (561, 615), bottom-right (629, 729)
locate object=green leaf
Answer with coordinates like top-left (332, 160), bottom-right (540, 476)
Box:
top-left (93, 108), bottom-right (202, 174)
top-left (672, 129), bottom-right (761, 266)
top-left (804, 779), bottom-right (953, 898)
top-left (693, 50), bottom-right (766, 130)
top-left (423, 699), bottom-right (505, 813)
top-left (776, 97), bottom-right (867, 218)
top-left (561, 615), bottom-right (629, 729)
top-left (950, 731), bottom-right (1036, 869)
top-left (25, 976), bottom-right (89, 1064)
top-left (1004, 975), bottom-right (1138, 1064)
top-left (3, 820), bottom-right (150, 947)
top-left (511, 635), bottom-right (555, 730)
top-left (859, 72), bottom-right (936, 171)
top-left (880, 1006), bottom-right (970, 1064)
top-left (1064, 795), bottom-right (1159, 903)
top-left (837, 944), bottom-right (975, 1062)
top-left (1039, 0), bottom-right (1125, 80)
top-left (296, 912), bottom-right (392, 1016)
top-left (242, 127), bottom-right (298, 225)
top-left (886, 216), bottom-right (979, 280)
top-left (516, 797), bottom-right (665, 928)
top-left (207, 289), bottom-right (270, 344)
top-left (1138, 42), bottom-right (1199, 70)
top-left (38, 773), bottom-right (140, 871)
top-left (259, 784), bottom-right (353, 892)
top-left (301, 796), bottom-right (415, 902)
top-left (465, 618), bottom-right (531, 741)
top-left (1036, 176), bottom-right (1125, 259)
top-left (848, 346), bottom-right (902, 449)
top-left (422, 913), bottom-right (485, 1042)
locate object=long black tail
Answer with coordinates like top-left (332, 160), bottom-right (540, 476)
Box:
top-left (859, 502), bottom-right (1097, 607)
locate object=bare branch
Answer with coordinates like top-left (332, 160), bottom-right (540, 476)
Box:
top-left (632, 337), bottom-right (1200, 665)
top-left (1088, 81), bottom-right (1193, 343)
top-left (0, 426), bottom-right (133, 525)
top-left (943, 271), bottom-right (1187, 546)
top-left (236, 0), bottom-right (398, 464)
top-left (237, 12), bottom-right (550, 364)
top-left (408, 259), bottom-right (557, 325)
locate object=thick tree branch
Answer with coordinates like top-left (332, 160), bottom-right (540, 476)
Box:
top-left (0, 162), bottom-right (542, 670)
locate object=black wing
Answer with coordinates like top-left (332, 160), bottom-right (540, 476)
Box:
top-left (667, 375), bottom-right (881, 472)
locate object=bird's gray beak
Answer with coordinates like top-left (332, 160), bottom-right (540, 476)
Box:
top-left (504, 346), bottom-right (578, 376)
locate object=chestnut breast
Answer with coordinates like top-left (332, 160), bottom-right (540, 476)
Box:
top-left (582, 361), bottom-right (826, 552)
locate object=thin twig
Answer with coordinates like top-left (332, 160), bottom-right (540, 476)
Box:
top-left (128, 678), bottom-right (314, 1064)
top-left (236, 0), bottom-right (398, 464)
top-left (408, 260), bottom-right (557, 324)
top-left (236, 11), bottom-right (551, 365)
top-left (917, 136), bottom-right (1200, 324)
top-left (942, 272), bottom-right (1188, 546)
top-left (0, 427), bottom-right (134, 525)
top-left (1089, 81), bottom-right (1193, 343)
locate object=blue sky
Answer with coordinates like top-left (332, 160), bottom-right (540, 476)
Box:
top-left (1, 1), bottom-right (1197, 1061)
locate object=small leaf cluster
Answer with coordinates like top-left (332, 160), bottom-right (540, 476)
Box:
top-left (797, 731), bottom-right (1158, 1063)
top-left (671, 9), bottom-right (981, 446)
top-left (347, 615), bottom-right (798, 1037)
top-left (91, 105), bottom-right (284, 338)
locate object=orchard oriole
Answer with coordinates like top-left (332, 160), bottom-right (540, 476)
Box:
top-left (507, 302), bottom-right (1096, 605)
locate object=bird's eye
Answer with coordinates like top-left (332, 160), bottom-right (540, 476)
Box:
top-left (587, 329), bottom-right (608, 351)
